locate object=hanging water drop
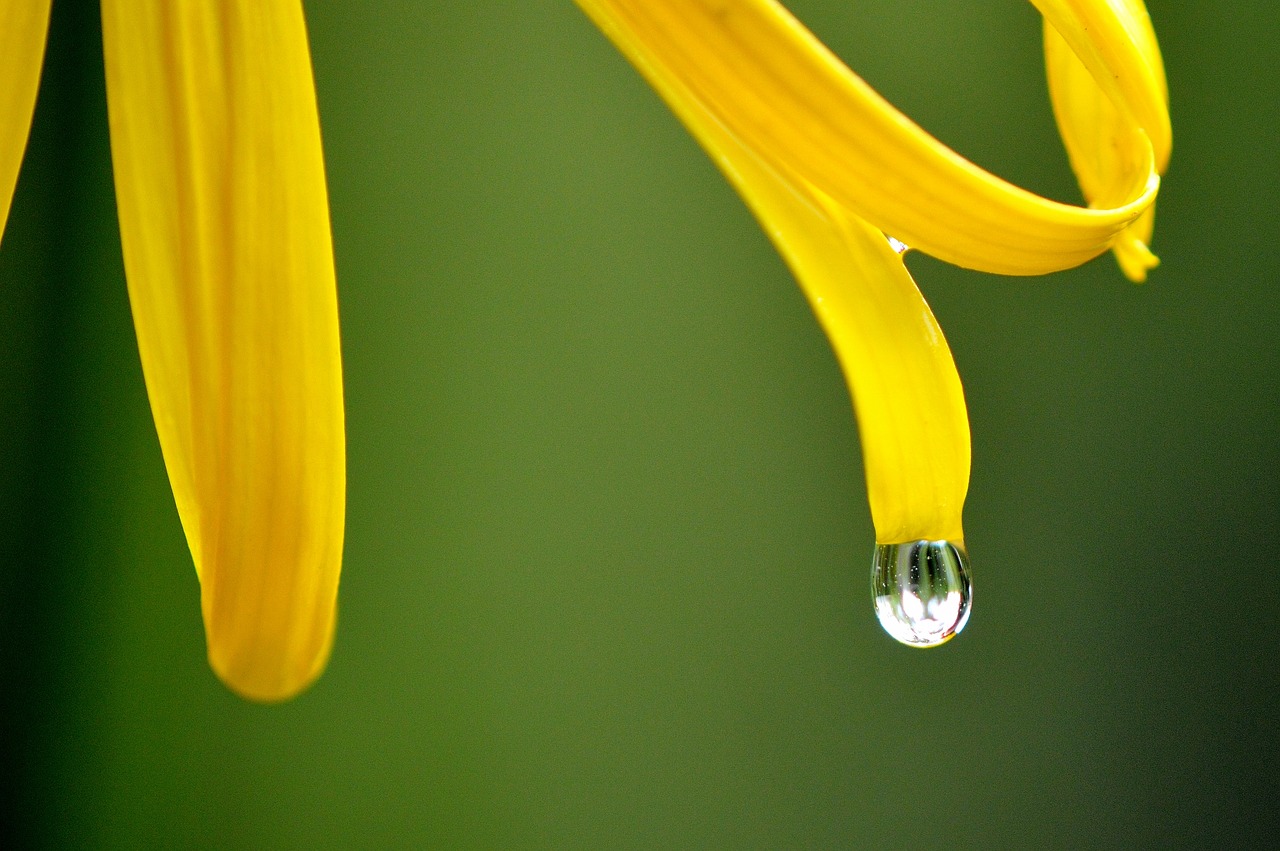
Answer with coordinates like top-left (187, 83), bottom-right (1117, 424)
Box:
top-left (871, 539), bottom-right (971, 647)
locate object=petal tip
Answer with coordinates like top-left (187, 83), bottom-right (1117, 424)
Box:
top-left (1115, 235), bottom-right (1159, 283)
top-left (206, 613), bottom-right (337, 704)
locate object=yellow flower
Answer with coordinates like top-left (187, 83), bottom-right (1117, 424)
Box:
top-left (0, 1), bottom-right (345, 701)
top-left (576, 0), bottom-right (1170, 645)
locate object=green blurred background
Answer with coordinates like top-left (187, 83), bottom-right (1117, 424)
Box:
top-left (2, 0), bottom-right (1276, 847)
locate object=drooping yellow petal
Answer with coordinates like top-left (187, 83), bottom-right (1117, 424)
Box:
top-left (574, 0), bottom-right (1159, 277)
top-left (767, 185), bottom-right (970, 545)
top-left (1040, 0), bottom-right (1171, 281)
top-left (0, 0), bottom-right (51, 242)
top-left (102, 0), bottom-right (345, 702)
top-left (578, 0), bottom-right (969, 545)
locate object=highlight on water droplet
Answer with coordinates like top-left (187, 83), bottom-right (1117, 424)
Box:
top-left (885, 235), bottom-right (910, 255)
top-left (871, 539), bottom-right (971, 648)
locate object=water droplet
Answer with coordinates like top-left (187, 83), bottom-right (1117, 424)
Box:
top-left (872, 539), bottom-right (971, 647)
top-left (886, 235), bottom-right (910, 255)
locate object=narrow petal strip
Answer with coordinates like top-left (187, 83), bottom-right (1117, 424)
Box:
top-left (0, 0), bottom-right (51, 242)
top-left (102, 0), bottom-right (345, 701)
top-left (578, 1), bottom-right (970, 544)
top-left (575, 0), bottom-right (1160, 277)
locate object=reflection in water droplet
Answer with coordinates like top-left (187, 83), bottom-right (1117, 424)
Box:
top-left (886, 235), bottom-right (910, 255)
top-left (872, 540), bottom-right (971, 647)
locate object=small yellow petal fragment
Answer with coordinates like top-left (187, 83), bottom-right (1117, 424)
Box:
top-left (0, 0), bottom-right (51, 242)
top-left (102, 0), bottom-right (345, 702)
top-left (579, 1), bottom-right (970, 544)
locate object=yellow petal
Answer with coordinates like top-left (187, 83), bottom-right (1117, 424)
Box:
top-left (1040, 0), bottom-right (1171, 281)
top-left (578, 1), bottom-right (969, 544)
top-left (575, 0), bottom-right (1159, 277)
top-left (0, 0), bottom-right (51, 242)
top-left (778, 193), bottom-right (970, 545)
top-left (1035, 0), bottom-right (1170, 171)
top-left (102, 0), bottom-right (345, 702)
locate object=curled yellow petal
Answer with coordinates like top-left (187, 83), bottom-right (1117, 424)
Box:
top-left (1034, 0), bottom-right (1170, 170)
top-left (0, 0), bottom-right (51, 242)
top-left (102, 0), bottom-right (345, 702)
top-left (578, 0), bottom-right (1169, 645)
top-left (576, 0), bottom-right (1160, 277)
top-left (1041, 0), bottom-right (1171, 281)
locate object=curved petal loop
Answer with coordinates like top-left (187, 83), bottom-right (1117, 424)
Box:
top-left (575, 0), bottom-right (1160, 277)
top-left (0, 0), bottom-right (51, 242)
top-left (102, 0), bottom-right (345, 702)
top-left (578, 0), bottom-right (1169, 549)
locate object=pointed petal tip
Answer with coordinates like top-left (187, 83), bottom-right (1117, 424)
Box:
top-left (1115, 236), bottom-right (1159, 283)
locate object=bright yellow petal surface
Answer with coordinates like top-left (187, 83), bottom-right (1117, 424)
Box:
top-left (579, 0), bottom-right (969, 544)
top-left (0, 0), bottom-right (50, 242)
top-left (575, 0), bottom-right (1160, 277)
top-left (102, 0), bottom-right (345, 702)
